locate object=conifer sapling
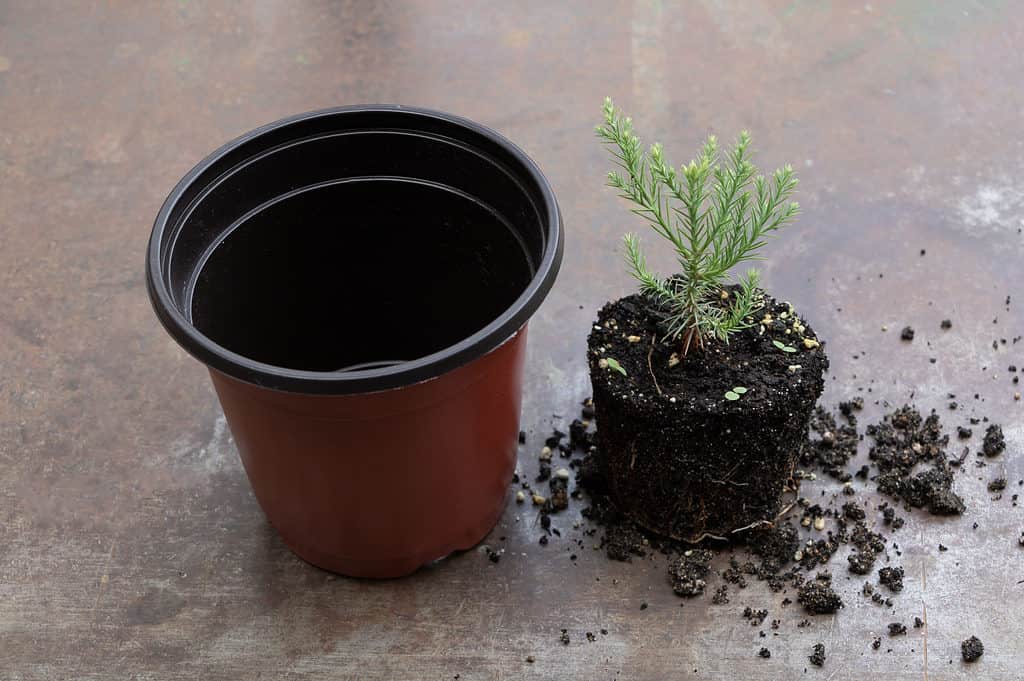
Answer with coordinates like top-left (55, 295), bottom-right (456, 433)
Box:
top-left (596, 98), bottom-right (801, 355)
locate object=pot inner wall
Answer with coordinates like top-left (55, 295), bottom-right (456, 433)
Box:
top-left (190, 178), bottom-right (533, 372)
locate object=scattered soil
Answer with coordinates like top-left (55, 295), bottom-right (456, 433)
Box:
top-left (809, 642), bottom-right (826, 667)
top-left (961, 636), bottom-right (984, 662)
top-left (803, 407), bottom-right (859, 480)
top-left (669, 550), bottom-right (713, 597)
top-left (512, 273), bottom-right (1017, 666)
top-left (878, 566), bottom-right (905, 593)
top-left (603, 524), bottom-right (646, 562)
top-left (587, 290), bottom-right (827, 541)
top-left (900, 326), bottom-right (915, 341)
top-left (742, 607), bottom-right (769, 626)
top-left (548, 477), bottom-right (569, 511)
top-left (798, 573), bottom-right (843, 614)
top-left (556, 398), bottom-right (1007, 661)
top-left (888, 622), bottom-right (907, 636)
top-left (847, 521), bottom-right (885, 575)
top-left (866, 407), bottom-right (965, 515)
top-left (983, 425), bottom-right (1006, 457)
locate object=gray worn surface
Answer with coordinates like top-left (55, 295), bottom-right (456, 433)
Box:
top-left (1, 1), bottom-right (1022, 678)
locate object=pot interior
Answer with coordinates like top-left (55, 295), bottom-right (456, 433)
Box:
top-left (189, 178), bottom-right (533, 372)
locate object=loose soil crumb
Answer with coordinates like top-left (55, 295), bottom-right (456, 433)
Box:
top-left (803, 407), bottom-right (859, 480)
top-left (983, 425), bottom-right (1006, 457)
top-left (742, 606), bottom-right (769, 626)
top-left (878, 566), bottom-right (905, 593)
top-left (669, 550), bottom-right (713, 597)
top-left (888, 622), bottom-right (907, 636)
top-left (758, 647), bottom-right (771, 659)
top-left (961, 636), bottom-right (984, 662)
top-left (603, 524), bottom-right (646, 562)
top-left (867, 406), bottom-right (966, 515)
top-left (809, 642), bottom-right (826, 667)
top-left (848, 521), bottom-right (886, 575)
top-left (798, 573), bottom-right (843, 614)
top-left (548, 477), bottom-right (569, 511)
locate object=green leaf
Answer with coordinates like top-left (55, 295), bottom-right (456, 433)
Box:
top-left (724, 390), bottom-right (740, 401)
top-left (732, 386), bottom-right (747, 394)
top-left (605, 357), bottom-right (627, 376)
top-left (772, 339), bottom-right (797, 353)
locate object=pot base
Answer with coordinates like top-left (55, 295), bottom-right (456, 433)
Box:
top-left (274, 490), bottom-right (508, 578)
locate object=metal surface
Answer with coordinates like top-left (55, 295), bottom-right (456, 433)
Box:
top-left (0, 1), bottom-right (1021, 678)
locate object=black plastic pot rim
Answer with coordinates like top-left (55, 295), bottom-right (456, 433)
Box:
top-left (146, 104), bottom-right (563, 395)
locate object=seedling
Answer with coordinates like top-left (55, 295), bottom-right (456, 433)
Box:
top-left (773, 339), bottom-right (797, 353)
top-left (597, 98), bottom-right (800, 355)
top-left (598, 356), bottom-right (622, 376)
top-left (724, 386), bottom-right (748, 401)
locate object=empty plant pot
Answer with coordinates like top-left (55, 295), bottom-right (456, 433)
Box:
top-left (146, 106), bottom-right (562, 578)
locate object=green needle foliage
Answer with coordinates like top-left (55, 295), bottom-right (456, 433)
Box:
top-left (597, 97), bottom-right (800, 355)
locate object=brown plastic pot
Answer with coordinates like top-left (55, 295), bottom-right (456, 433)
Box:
top-left (146, 106), bottom-right (562, 578)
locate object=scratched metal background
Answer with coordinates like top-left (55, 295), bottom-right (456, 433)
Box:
top-left (1, 1), bottom-right (1022, 678)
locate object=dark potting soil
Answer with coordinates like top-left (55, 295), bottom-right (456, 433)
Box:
top-left (961, 636), bottom-right (984, 662)
top-left (587, 291), bottom-right (828, 542)
top-left (514, 398), bottom-right (1013, 667)
top-left (513, 287), bottom-right (1013, 666)
top-left (669, 549), bottom-right (713, 597)
top-left (563, 398), bottom-right (990, 614)
top-left (742, 607), bottom-right (768, 626)
top-left (797, 573), bottom-right (843, 614)
top-left (866, 406), bottom-right (966, 515)
top-left (804, 406), bottom-right (859, 480)
top-left (987, 477), bottom-right (1007, 493)
top-left (809, 642), bottom-right (826, 667)
top-left (983, 424), bottom-right (1006, 457)
top-left (603, 523), bottom-right (647, 562)
top-left (878, 566), bottom-right (905, 592)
